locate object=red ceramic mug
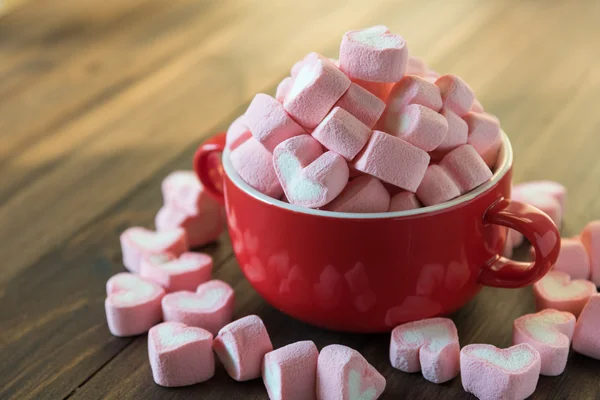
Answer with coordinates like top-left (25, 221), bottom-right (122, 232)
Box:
top-left (194, 132), bottom-right (560, 332)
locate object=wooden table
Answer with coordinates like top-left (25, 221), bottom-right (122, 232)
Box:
top-left (1, 0), bottom-right (599, 398)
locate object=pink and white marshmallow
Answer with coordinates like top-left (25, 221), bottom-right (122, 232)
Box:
top-left (551, 238), bottom-right (591, 280)
top-left (383, 104), bottom-right (448, 152)
top-left (340, 25), bottom-right (408, 82)
top-left (226, 115), bottom-right (252, 151)
top-left (230, 137), bottom-right (283, 198)
top-left (385, 75), bottom-right (443, 112)
top-left (406, 56), bottom-right (428, 76)
top-left (439, 144), bottom-right (492, 194)
top-left (105, 273), bottom-right (165, 337)
top-left (513, 309), bottom-right (575, 376)
top-left (155, 203), bottom-right (224, 248)
top-left (580, 220), bottom-right (600, 286)
top-left (140, 252), bottom-right (212, 292)
top-left (213, 315), bottom-right (273, 381)
top-left (120, 227), bottom-right (187, 273)
top-left (463, 112), bottom-right (502, 168)
top-left (324, 175), bottom-right (390, 213)
top-left (161, 170), bottom-right (220, 215)
top-left (533, 270), bottom-right (597, 317)
top-left (161, 279), bottom-right (234, 335)
top-left (435, 74), bottom-right (475, 116)
top-left (276, 77), bottom-right (293, 103)
top-left (262, 341), bottom-right (319, 400)
top-left (416, 165), bottom-right (461, 206)
top-left (334, 82), bottom-right (386, 128)
top-left (316, 344), bottom-right (386, 400)
top-left (512, 180), bottom-right (566, 212)
top-left (352, 78), bottom-right (393, 102)
top-left (471, 98), bottom-right (484, 113)
top-left (572, 294), bottom-right (600, 360)
top-left (435, 108), bottom-right (468, 153)
top-left (312, 107), bottom-right (372, 161)
top-left (390, 318), bottom-right (460, 384)
top-left (148, 322), bottom-right (214, 387)
top-left (460, 343), bottom-right (541, 400)
top-left (388, 191), bottom-right (422, 212)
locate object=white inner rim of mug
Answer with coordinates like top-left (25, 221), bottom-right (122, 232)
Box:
top-left (221, 131), bottom-right (512, 219)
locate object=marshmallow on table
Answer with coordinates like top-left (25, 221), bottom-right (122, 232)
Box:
top-left (390, 318), bottom-right (460, 384)
top-left (324, 175), bottom-right (390, 213)
top-left (385, 75), bottom-right (443, 112)
top-left (406, 55), bottom-right (427, 76)
top-left (230, 137), bottom-right (283, 199)
top-left (120, 227), bottom-right (187, 273)
top-left (572, 294), bottom-right (600, 359)
top-left (262, 341), bottom-right (319, 400)
top-left (226, 115), bottom-right (252, 151)
top-left (316, 344), bottom-right (386, 400)
top-left (439, 144), bottom-right (492, 194)
top-left (383, 104), bottom-right (448, 152)
top-left (213, 315), bottom-right (273, 381)
top-left (148, 322), bottom-right (214, 387)
top-left (435, 108), bottom-right (468, 153)
top-left (388, 191), bottom-right (422, 212)
top-left (416, 165), bottom-right (461, 206)
top-left (140, 251), bottom-right (212, 292)
top-left (512, 180), bottom-right (567, 212)
top-left (105, 273), bottom-right (165, 337)
top-left (463, 112), bottom-right (502, 168)
top-left (513, 309), bottom-right (575, 376)
top-left (161, 280), bottom-right (234, 335)
top-left (435, 74), bottom-right (475, 116)
top-left (511, 187), bottom-right (563, 228)
top-left (312, 107), bottom-right (372, 161)
top-left (334, 82), bottom-right (386, 128)
top-left (155, 203), bottom-right (224, 249)
top-left (551, 238), bottom-right (591, 280)
top-left (353, 130), bottom-right (430, 192)
top-left (339, 25), bottom-right (408, 82)
top-left (460, 343), bottom-right (541, 400)
top-left (276, 77), bottom-right (293, 103)
top-left (245, 93), bottom-right (306, 152)
top-left (581, 220), bottom-right (600, 286)
top-left (533, 270), bottom-right (597, 317)
top-left (284, 54), bottom-right (351, 129)
top-left (273, 135), bottom-right (349, 208)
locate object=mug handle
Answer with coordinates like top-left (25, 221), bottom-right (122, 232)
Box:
top-left (193, 132), bottom-right (227, 205)
top-left (479, 198), bottom-right (560, 288)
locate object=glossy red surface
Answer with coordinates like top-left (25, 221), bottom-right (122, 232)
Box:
top-left (194, 133), bottom-right (560, 332)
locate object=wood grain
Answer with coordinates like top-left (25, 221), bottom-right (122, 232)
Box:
top-left (1, 0), bottom-right (600, 399)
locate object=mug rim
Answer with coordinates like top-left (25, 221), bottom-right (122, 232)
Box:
top-left (221, 131), bottom-right (512, 219)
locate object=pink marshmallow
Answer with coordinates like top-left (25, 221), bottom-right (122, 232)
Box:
top-left (262, 341), bottom-right (319, 400)
top-left (276, 77), bottom-right (293, 103)
top-left (334, 82), bottom-right (386, 128)
top-left (155, 204), bottom-right (224, 248)
top-left (213, 315), bottom-right (273, 381)
top-left (161, 170), bottom-right (222, 215)
top-left (284, 55), bottom-right (351, 129)
top-left (384, 104), bottom-right (448, 151)
top-left (439, 144), bottom-right (492, 194)
top-left (316, 344), bottom-right (386, 400)
top-left (512, 187), bottom-right (562, 228)
top-left (226, 115), bottom-right (252, 151)
top-left (105, 273), bottom-right (165, 337)
top-left (572, 294), bottom-right (600, 360)
top-left (390, 318), bottom-right (459, 384)
top-left (339, 25), bottom-right (408, 82)
top-left (581, 220), bottom-right (600, 286)
top-left (352, 78), bottom-right (393, 101)
top-left (406, 56), bottom-right (428, 76)
top-left (230, 137), bottom-right (284, 198)
top-left (161, 280), bottom-right (234, 335)
top-left (435, 74), bottom-right (475, 116)
top-left (324, 175), bottom-right (390, 213)
top-left (533, 271), bottom-right (597, 317)
top-left (385, 75), bottom-right (443, 112)
top-left (140, 251), bottom-right (213, 292)
top-left (388, 191), bottom-right (422, 212)
top-left (435, 108), bottom-right (468, 153)
top-left (552, 238), bottom-right (591, 280)
top-left (291, 52), bottom-right (319, 78)
top-left (512, 180), bottom-right (567, 212)
top-left (463, 112), bottom-right (502, 168)
top-left (471, 98), bottom-right (484, 113)
top-left (120, 227), bottom-right (187, 273)
top-left (245, 93), bottom-right (305, 152)
top-left (312, 107), bottom-right (372, 161)
top-left (416, 165), bottom-right (461, 206)
top-left (513, 309), bottom-right (575, 376)
top-left (148, 322), bottom-right (214, 387)
top-left (353, 131), bottom-right (430, 192)
top-left (460, 343), bottom-right (541, 400)
top-left (273, 135), bottom-right (349, 208)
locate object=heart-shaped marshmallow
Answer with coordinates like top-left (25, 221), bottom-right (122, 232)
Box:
top-left (512, 180), bottom-right (566, 212)
top-left (533, 270), bottom-right (597, 317)
top-left (415, 165), bottom-right (460, 206)
top-left (316, 344), bottom-right (386, 400)
top-left (334, 82), bottom-right (386, 129)
top-left (382, 104), bottom-right (448, 152)
top-left (340, 25), bottom-right (408, 83)
top-left (105, 273), bottom-right (165, 337)
top-left (162, 170), bottom-right (223, 216)
top-left (538, 238), bottom-right (590, 280)
top-left (512, 184), bottom-right (563, 228)
top-left (155, 203), bottom-right (224, 248)
top-left (390, 317), bottom-right (459, 384)
top-left (262, 341), bottom-right (319, 400)
top-left (434, 74), bottom-right (475, 116)
top-left (460, 343), bottom-right (541, 400)
top-left (273, 135), bottom-right (349, 208)
top-left (214, 315), bottom-right (273, 381)
top-left (312, 107), bottom-right (372, 161)
top-left (120, 227), bottom-right (187, 273)
top-left (439, 144), bottom-right (492, 194)
top-left (572, 294), bottom-right (600, 360)
top-left (161, 279), bottom-right (234, 335)
top-left (384, 75), bottom-right (443, 114)
top-left (513, 309), bottom-right (575, 376)
top-left (388, 191), bottom-right (422, 212)
top-left (324, 175), bottom-right (390, 214)
top-left (580, 220), bottom-right (600, 286)
top-left (148, 322), bottom-right (214, 387)
top-left (140, 251), bottom-right (213, 292)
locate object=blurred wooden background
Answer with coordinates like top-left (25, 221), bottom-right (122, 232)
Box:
top-left (1, 0), bottom-right (600, 399)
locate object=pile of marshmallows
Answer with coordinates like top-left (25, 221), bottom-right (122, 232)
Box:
top-left (226, 25), bottom-right (502, 213)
